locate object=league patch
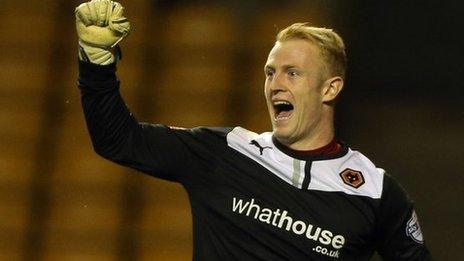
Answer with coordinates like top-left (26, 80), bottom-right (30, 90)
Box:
top-left (339, 168), bottom-right (365, 189)
top-left (406, 210), bottom-right (424, 244)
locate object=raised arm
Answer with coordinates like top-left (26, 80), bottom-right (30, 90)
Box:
top-left (75, 0), bottom-right (199, 181)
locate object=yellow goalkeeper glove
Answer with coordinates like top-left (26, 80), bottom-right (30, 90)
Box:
top-left (75, 0), bottom-right (131, 65)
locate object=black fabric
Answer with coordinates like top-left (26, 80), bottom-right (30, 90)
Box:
top-left (302, 160), bottom-right (312, 190)
top-left (374, 174), bottom-right (432, 260)
top-left (78, 61), bottom-right (431, 260)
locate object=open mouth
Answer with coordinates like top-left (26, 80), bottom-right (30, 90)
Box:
top-left (273, 101), bottom-right (294, 121)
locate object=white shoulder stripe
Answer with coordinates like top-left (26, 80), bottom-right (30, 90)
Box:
top-left (227, 127), bottom-right (306, 189)
top-left (309, 150), bottom-right (384, 199)
top-left (227, 127), bottom-right (385, 198)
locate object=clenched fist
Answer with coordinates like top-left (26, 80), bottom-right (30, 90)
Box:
top-left (75, 0), bottom-right (131, 65)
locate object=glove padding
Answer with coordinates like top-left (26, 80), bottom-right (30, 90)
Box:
top-left (75, 0), bottom-right (131, 65)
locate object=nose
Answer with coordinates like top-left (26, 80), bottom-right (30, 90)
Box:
top-left (268, 72), bottom-right (288, 95)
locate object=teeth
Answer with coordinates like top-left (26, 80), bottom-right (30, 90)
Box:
top-left (273, 101), bottom-right (291, 106)
top-left (275, 115), bottom-right (291, 120)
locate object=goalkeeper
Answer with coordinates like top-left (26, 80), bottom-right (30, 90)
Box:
top-left (76, 1), bottom-right (431, 260)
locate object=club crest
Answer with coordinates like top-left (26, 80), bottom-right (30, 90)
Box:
top-left (339, 168), bottom-right (365, 189)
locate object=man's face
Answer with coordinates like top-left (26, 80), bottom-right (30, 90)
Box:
top-left (264, 39), bottom-right (327, 146)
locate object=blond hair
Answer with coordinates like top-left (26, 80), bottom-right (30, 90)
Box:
top-left (276, 23), bottom-right (347, 79)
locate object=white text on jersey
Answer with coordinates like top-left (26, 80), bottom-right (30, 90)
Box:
top-left (232, 197), bottom-right (345, 257)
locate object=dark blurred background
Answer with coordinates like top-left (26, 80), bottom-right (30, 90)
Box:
top-left (0, 0), bottom-right (462, 260)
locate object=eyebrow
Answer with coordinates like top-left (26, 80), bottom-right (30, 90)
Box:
top-left (264, 65), bottom-right (274, 72)
top-left (264, 65), bottom-right (299, 71)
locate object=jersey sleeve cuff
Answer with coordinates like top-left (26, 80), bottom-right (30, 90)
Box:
top-left (78, 60), bottom-right (119, 92)
top-left (78, 60), bottom-right (117, 82)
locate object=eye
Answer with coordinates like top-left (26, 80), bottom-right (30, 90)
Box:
top-left (288, 70), bottom-right (299, 77)
top-left (265, 70), bottom-right (274, 78)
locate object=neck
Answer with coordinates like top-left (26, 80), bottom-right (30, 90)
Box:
top-left (285, 110), bottom-right (335, 151)
top-left (290, 127), bottom-right (334, 150)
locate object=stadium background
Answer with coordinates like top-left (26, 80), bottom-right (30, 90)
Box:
top-left (0, 0), bottom-right (462, 260)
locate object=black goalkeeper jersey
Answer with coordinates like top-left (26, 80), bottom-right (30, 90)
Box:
top-left (78, 61), bottom-right (431, 260)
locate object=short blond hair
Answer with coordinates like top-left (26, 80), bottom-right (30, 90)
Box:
top-left (276, 23), bottom-right (347, 79)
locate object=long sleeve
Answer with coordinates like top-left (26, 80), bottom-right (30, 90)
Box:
top-left (78, 61), bottom-right (203, 181)
top-left (375, 174), bottom-right (432, 260)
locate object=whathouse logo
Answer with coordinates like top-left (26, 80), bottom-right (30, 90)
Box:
top-left (232, 197), bottom-right (345, 258)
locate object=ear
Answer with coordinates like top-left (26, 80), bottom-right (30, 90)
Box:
top-left (321, 76), bottom-right (344, 103)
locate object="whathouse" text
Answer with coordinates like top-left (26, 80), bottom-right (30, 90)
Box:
top-left (232, 197), bottom-right (346, 253)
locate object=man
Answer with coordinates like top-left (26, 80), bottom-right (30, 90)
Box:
top-left (76, 0), bottom-right (431, 260)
